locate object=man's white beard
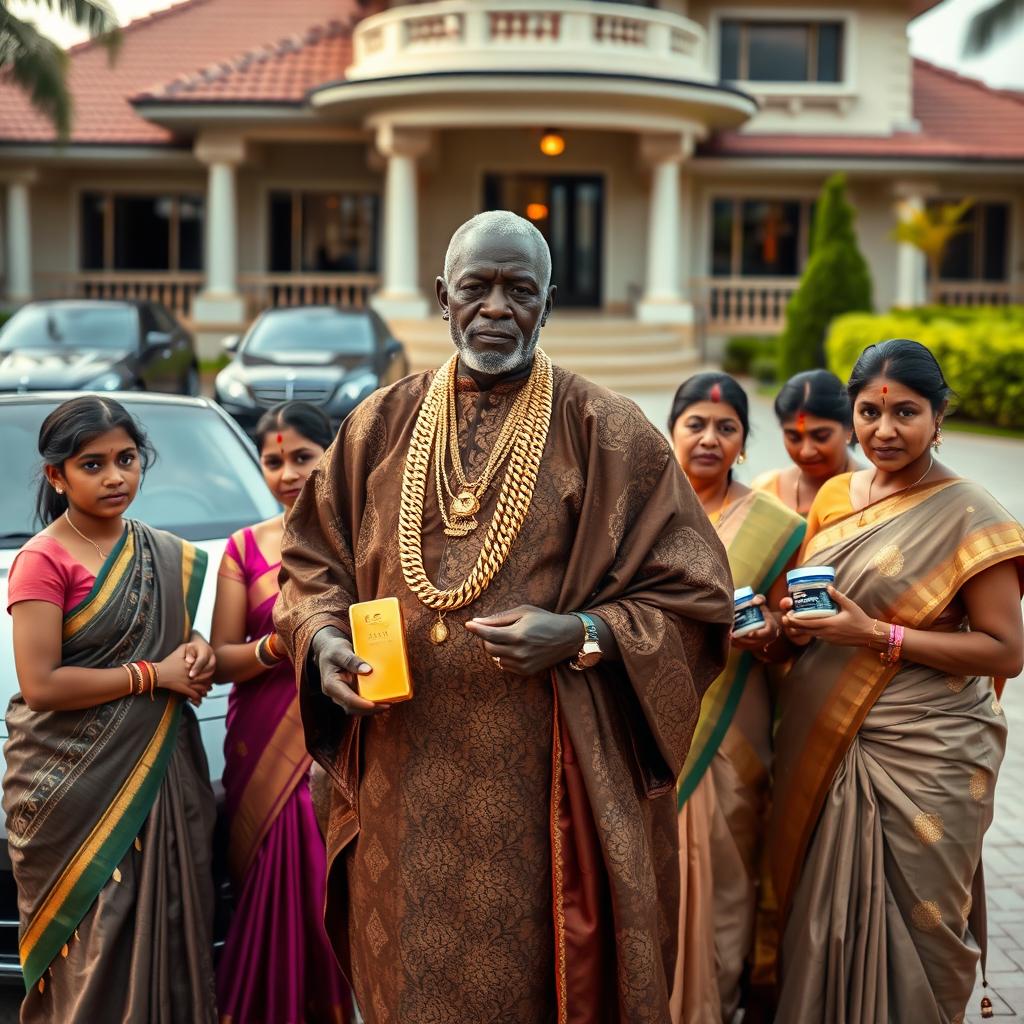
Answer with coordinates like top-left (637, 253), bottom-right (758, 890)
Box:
top-left (450, 322), bottom-right (541, 376)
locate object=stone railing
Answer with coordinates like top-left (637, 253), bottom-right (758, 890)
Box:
top-left (238, 273), bottom-right (380, 314)
top-left (929, 280), bottom-right (1018, 307)
top-left (696, 277), bottom-right (799, 333)
top-left (36, 272), bottom-right (205, 322)
top-left (348, 0), bottom-right (708, 83)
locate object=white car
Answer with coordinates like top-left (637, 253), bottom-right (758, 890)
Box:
top-left (0, 391), bottom-right (280, 981)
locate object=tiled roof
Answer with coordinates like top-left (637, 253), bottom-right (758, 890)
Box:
top-left (700, 60), bottom-right (1024, 162)
top-left (0, 0), bottom-right (355, 144)
top-left (132, 21), bottom-right (354, 104)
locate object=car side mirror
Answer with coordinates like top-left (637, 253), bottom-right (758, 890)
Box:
top-left (145, 330), bottom-right (173, 348)
top-left (221, 334), bottom-right (240, 355)
top-left (385, 338), bottom-right (402, 359)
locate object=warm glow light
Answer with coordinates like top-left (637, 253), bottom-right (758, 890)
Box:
top-left (525, 203), bottom-right (549, 221)
top-left (539, 132), bottom-right (565, 157)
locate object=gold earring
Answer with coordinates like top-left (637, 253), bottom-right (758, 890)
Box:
top-left (441, 310), bottom-right (450, 321)
top-left (736, 452), bottom-right (746, 465)
top-left (55, 485), bottom-right (64, 495)
top-left (932, 426), bottom-right (943, 450)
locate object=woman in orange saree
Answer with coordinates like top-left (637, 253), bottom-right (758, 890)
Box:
top-left (667, 373), bottom-right (805, 1023)
top-left (769, 340), bottom-right (1024, 1024)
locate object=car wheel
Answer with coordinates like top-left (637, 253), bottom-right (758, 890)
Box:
top-left (184, 365), bottom-right (200, 396)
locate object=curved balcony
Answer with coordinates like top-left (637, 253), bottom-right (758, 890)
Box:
top-left (347, 0), bottom-right (712, 85)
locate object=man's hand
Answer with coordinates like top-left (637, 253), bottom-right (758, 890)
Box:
top-left (311, 626), bottom-right (389, 716)
top-left (464, 605), bottom-right (583, 676)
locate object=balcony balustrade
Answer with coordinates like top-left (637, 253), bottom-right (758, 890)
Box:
top-left (348, 0), bottom-right (709, 84)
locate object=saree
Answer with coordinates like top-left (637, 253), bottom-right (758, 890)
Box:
top-left (771, 478), bottom-right (1024, 1024)
top-left (2, 520), bottom-right (217, 1023)
top-left (274, 365), bottom-right (734, 1024)
top-left (215, 526), bottom-right (349, 1024)
top-left (671, 489), bottom-right (804, 1024)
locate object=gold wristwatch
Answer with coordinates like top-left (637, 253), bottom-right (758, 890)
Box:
top-left (569, 612), bottom-right (603, 671)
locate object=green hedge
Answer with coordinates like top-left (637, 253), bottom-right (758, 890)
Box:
top-left (722, 334), bottom-right (778, 376)
top-left (825, 310), bottom-right (1024, 428)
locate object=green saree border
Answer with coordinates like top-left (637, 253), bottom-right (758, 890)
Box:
top-left (676, 518), bottom-right (804, 809)
top-left (181, 543), bottom-right (207, 638)
top-left (61, 527), bottom-right (132, 638)
top-left (20, 699), bottom-right (182, 990)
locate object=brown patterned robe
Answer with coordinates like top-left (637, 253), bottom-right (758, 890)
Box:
top-left (275, 364), bottom-right (733, 1024)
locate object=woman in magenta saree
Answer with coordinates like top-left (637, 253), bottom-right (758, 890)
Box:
top-left (212, 402), bottom-right (350, 1024)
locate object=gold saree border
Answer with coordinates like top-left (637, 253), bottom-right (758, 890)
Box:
top-left (61, 530), bottom-right (135, 640)
top-left (774, 520), bottom-right (1024, 919)
top-left (20, 698), bottom-right (179, 976)
top-left (228, 696), bottom-right (312, 882)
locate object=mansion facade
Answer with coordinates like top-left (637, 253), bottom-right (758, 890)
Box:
top-left (1, 0), bottom-right (1022, 380)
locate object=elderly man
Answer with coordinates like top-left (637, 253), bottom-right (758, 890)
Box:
top-left (275, 210), bottom-right (733, 1024)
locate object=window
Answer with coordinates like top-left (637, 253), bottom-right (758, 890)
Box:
top-left (711, 198), bottom-right (814, 277)
top-left (80, 192), bottom-right (204, 272)
top-left (268, 190), bottom-right (380, 273)
top-left (720, 19), bottom-right (844, 83)
top-left (927, 201), bottom-right (1010, 282)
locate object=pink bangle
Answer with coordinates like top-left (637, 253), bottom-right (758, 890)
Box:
top-left (881, 623), bottom-right (905, 665)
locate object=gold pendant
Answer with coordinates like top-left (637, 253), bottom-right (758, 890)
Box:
top-left (444, 517), bottom-right (478, 537)
top-left (450, 490), bottom-right (481, 517)
top-left (429, 618), bottom-right (449, 644)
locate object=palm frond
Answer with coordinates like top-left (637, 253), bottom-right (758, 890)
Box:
top-left (26, 0), bottom-right (120, 57)
top-left (0, 9), bottom-right (72, 137)
top-left (963, 0), bottom-right (1024, 56)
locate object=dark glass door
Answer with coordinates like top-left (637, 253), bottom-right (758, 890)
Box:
top-left (484, 174), bottom-right (604, 307)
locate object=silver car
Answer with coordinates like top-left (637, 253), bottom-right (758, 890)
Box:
top-left (0, 391), bottom-right (280, 981)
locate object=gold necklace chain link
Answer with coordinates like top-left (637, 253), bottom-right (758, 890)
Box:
top-left (399, 351), bottom-right (553, 611)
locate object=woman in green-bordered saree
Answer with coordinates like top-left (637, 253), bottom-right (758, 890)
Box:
top-left (3, 397), bottom-right (218, 1023)
top-left (666, 374), bottom-right (805, 1023)
top-left (769, 341), bottom-right (1024, 1024)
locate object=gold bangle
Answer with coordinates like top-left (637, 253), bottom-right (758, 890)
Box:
top-left (127, 662), bottom-right (144, 697)
top-left (123, 664), bottom-right (134, 696)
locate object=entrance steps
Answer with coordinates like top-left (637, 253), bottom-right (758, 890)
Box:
top-left (390, 316), bottom-right (699, 392)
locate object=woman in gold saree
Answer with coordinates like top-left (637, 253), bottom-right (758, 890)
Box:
top-left (667, 373), bottom-right (805, 1023)
top-left (3, 396), bottom-right (218, 1022)
top-left (769, 340), bottom-right (1024, 1023)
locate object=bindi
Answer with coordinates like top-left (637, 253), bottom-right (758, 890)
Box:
top-left (796, 411), bottom-right (807, 434)
top-left (709, 383), bottom-right (722, 403)
top-left (881, 385), bottom-right (888, 409)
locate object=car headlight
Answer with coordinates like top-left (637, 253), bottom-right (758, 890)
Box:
top-left (337, 371), bottom-right (378, 405)
top-left (216, 372), bottom-right (254, 407)
top-left (84, 371), bottom-right (124, 392)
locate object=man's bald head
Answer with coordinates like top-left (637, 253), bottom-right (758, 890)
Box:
top-left (443, 210), bottom-right (552, 291)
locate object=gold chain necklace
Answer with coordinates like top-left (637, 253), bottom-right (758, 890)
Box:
top-left (435, 358), bottom-right (537, 535)
top-left (64, 510), bottom-right (110, 561)
top-left (399, 350), bottom-right (553, 643)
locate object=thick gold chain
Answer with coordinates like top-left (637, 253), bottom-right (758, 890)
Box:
top-left (399, 350), bottom-right (553, 611)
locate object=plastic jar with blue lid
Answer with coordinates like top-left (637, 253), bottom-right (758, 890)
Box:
top-left (733, 586), bottom-right (766, 637)
top-left (786, 566), bottom-right (839, 619)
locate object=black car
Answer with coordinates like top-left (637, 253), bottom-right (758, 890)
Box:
top-left (0, 299), bottom-right (199, 396)
top-left (214, 305), bottom-right (409, 432)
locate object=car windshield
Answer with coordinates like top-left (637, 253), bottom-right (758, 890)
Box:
top-left (0, 400), bottom-right (280, 543)
top-left (0, 305), bottom-right (138, 352)
top-left (244, 310), bottom-right (376, 356)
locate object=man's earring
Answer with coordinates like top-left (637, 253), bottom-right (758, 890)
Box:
top-left (441, 310), bottom-right (449, 321)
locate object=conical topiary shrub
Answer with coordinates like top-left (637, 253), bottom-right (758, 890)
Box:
top-left (779, 173), bottom-right (873, 378)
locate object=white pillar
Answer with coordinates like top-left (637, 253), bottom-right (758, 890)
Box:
top-left (191, 133), bottom-right (247, 355)
top-left (637, 133), bottom-right (695, 324)
top-left (894, 194), bottom-right (927, 308)
top-left (371, 125), bottom-right (431, 321)
top-left (206, 161), bottom-right (238, 296)
top-left (5, 176), bottom-right (34, 303)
